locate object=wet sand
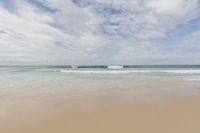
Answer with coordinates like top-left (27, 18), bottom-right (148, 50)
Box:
top-left (1, 93), bottom-right (200, 133)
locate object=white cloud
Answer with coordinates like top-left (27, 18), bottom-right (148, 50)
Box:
top-left (0, 0), bottom-right (200, 65)
top-left (184, 30), bottom-right (200, 44)
top-left (146, 0), bottom-right (193, 16)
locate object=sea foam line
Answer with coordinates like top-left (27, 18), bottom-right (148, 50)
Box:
top-left (59, 69), bottom-right (200, 74)
top-left (60, 70), bottom-right (133, 74)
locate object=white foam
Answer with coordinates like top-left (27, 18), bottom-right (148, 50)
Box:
top-left (60, 70), bottom-right (132, 74)
top-left (107, 66), bottom-right (124, 69)
top-left (71, 66), bottom-right (78, 69)
top-left (59, 69), bottom-right (200, 74)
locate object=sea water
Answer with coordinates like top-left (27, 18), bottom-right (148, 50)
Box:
top-left (0, 65), bottom-right (200, 105)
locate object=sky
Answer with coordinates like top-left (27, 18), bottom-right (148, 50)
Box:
top-left (0, 0), bottom-right (200, 65)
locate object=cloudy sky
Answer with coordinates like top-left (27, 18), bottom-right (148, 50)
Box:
top-left (0, 0), bottom-right (200, 65)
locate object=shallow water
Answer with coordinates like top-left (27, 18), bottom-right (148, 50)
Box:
top-left (0, 65), bottom-right (200, 104)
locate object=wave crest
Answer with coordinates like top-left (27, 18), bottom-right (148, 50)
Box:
top-left (107, 66), bottom-right (124, 69)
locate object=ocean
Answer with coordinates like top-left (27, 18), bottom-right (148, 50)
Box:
top-left (0, 65), bottom-right (200, 104)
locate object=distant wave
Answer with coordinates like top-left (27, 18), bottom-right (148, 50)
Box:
top-left (60, 70), bottom-right (130, 74)
top-left (70, 65), bottom-right (124, 69)
top-left (107, 66), bottom-right (124, 69)
top-left (59, 69), bottom-right (200, 74)
top-left (3, 65), bottom-right (200, 69)
top-left (68, 65), bottom-right (200, 70)
top-left (2, 66), bottom-right (200, 74)
top-left (77, 66), bottom-right (107, 69)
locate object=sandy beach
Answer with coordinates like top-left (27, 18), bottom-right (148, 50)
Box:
top-left (1, 93), bottom-right (200, 133)
top-left (1, 66), bottom-right (200, 133)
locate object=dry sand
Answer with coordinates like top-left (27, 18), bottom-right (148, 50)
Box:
top-left (1, 94), bottom-right (200, 133)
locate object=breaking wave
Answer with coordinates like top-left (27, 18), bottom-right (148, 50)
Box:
top-left (59, 69), bottom-right (200, 74)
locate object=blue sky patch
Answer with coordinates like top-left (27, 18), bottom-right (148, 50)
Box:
top-left (26, 0), bottom-right (58, 13)
top-left (0, 0), bottom-right (16, 12)
top-left (72, 0), bottom-right (95, 7)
